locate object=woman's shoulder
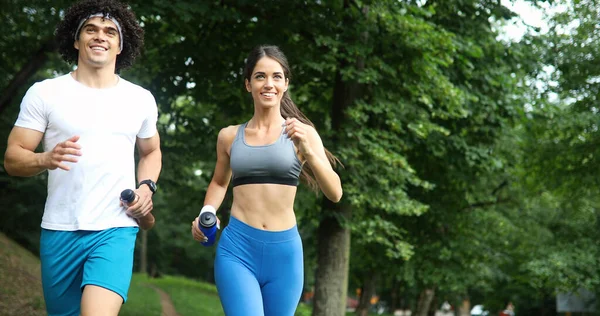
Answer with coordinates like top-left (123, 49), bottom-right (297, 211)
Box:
top-left (219, 124), bottom-right (242, 136)
top-left (217, 124), bottom-right (243, 144)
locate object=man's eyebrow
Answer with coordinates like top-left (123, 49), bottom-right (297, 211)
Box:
top-left (82, 22), bottom-right (119, 32)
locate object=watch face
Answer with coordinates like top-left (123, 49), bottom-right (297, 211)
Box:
top-left (141, 180), bottom-right (156, 193)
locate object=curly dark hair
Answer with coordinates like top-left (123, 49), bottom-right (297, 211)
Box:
top-left (55, 0), bottom-right (144, 72)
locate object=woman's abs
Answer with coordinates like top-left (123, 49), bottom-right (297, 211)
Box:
top-left (230, 184), bottom-right (297, 231)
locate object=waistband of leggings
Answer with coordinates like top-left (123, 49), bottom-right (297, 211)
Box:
top-left (227, 215), bottom-right (299, 243)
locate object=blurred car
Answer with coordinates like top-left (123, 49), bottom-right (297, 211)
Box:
top-left (471, 304), bottom-right (489, 316)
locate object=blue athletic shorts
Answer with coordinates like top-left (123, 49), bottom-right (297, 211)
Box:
top-left (215, 216), bottom-right (304, 316)
top-left (40, 227), bottom-right (139, 316)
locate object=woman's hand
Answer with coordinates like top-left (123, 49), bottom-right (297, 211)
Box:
top-left (191, 217), bottom-right (208, 243)
top-left (284, 118), bottom-right (313, 157)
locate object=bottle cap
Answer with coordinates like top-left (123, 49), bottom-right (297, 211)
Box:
top-left (120, 189), bottom-right (136, 204)
top-left (199, 212), bottom-right (217, 228)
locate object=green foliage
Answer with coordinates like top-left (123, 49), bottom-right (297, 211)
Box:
top-left (511, 0), bottom-right (600, 298)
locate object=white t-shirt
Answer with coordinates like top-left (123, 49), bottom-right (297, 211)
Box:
top-left (14, 73), bottom-right (158, 231)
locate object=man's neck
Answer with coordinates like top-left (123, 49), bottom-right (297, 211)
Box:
top-left (72, 64), bottom-right (119, 89)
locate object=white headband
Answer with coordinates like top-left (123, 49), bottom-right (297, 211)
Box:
top-left (74, 13), bottom-right (123, 51)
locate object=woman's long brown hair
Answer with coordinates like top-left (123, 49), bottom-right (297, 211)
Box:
top-left (243, 45), bottom-right (341, 192)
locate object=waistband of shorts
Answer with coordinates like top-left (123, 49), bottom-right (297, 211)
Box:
top-left (227, 215), bottom-right (299, 243)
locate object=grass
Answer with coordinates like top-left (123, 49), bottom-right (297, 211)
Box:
top-left (120, 274), bottom-right (162, 316)
top-left (146, 275), bottom-right (224, 316)
top-left (0, 232), bottom-right (46, 316)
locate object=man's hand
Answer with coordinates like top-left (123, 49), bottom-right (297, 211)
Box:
top-left (137, 213), bottom-right (155, 230)
top-left (43, 135), bottom-right (82, 171)
top-left (125, 186), bottom-right (153, 218)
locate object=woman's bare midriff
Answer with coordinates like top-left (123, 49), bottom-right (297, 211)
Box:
top-left (230, 183), bottom-right (298, 231)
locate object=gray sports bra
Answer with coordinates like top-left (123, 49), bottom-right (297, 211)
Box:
top-left (230, 122), bottom-right (303, 187)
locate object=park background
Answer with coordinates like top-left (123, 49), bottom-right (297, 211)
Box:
top-left (0, 0), bottom-right (598, 315)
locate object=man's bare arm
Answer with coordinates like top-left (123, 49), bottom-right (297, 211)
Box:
top-left (124, 132), bottom-right (162, 225)
top-left (4, 127), bottom-right (81, 177)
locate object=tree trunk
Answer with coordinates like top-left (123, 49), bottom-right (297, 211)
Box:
top-left (140, 229), bottom-right (148, 275)
top-left (0, 40), bottom-right (56, 115)
top-left (390, 281), bottom-right (398, 312)
top-left (458, 298), bottom-right (471, 316)
top-left (312, 2), bottom-right (367, 315)
top-left (355, 272), bottom-right (377, 316)
top-left (428, 295), bottom-right (438, 316)
top-left (312, 200), bottom-right (351, 316)
top-left (415, 287), bottom-right (436, 316)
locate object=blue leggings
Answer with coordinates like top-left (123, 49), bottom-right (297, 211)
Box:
top-left (215, 216), bottom-right (304, 316)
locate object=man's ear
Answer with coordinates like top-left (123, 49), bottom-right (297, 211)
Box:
top-left (74, 40), bottom-right (80, 51)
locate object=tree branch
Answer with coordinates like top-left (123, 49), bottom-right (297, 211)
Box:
top-left (491, 179), bottom-right (508, 196)
top-left (0, 40), bottom-right (56, 115)
top-left (462, 198), bottom-right (511, 211)
top-left (462, 180), bottom-right (510, 211)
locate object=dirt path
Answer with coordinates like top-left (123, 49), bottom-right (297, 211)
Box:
top-left (146, 284), bottom-right (179, 316)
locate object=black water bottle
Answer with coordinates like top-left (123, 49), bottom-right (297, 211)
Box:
top-left (120, 189), bottom-right (137, 206)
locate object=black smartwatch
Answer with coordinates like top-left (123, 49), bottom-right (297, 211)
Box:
top-left (138, 179), bottom-right (157, 195)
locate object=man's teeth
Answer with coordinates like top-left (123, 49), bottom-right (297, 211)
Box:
top-left (91, 47), bottom-right (107, 51)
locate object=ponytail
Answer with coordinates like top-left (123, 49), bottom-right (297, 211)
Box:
top-left (281, 92), bottom-right (341, 192)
